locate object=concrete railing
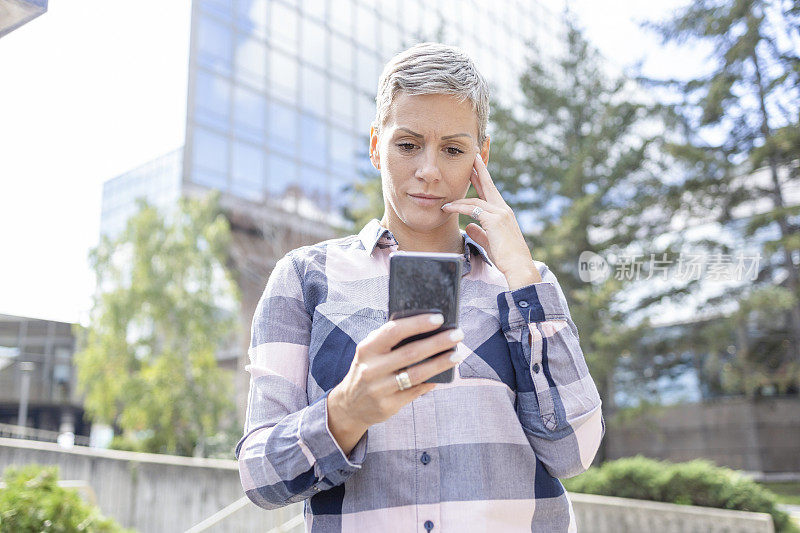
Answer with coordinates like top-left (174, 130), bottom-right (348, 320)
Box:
top-left (0, 437), bottom-right (301, 533)
top-left (0, 437), bottom-right (779, 533)
top-left (569, 492), bottom-right (775, 533)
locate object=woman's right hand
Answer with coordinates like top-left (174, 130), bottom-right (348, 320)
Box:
top-left (326, 313), bottom-right (464, 452)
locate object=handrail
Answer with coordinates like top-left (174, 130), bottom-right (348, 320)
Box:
top-left (0, 422), bottom-right (90, 446)
top-left (184, 496), bottom-right (251, 533)
top-left (184, 495), bottom-right (304, 533)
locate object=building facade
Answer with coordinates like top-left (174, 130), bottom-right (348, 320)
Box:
top-left (0, 313), bottom-right (86, 437)
top-left (0, 0), bottom-right (47, 38)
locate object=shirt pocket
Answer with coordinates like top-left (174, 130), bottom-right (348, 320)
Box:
top-left (456, 306), bottom-right (517, 392)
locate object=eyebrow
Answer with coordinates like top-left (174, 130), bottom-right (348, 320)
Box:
top-left (397, 127), bottom-right (473, 140)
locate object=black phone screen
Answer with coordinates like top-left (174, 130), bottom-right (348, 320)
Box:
top-left (388, 251), bottom-right (461, 383)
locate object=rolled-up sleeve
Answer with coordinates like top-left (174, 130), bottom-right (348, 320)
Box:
top-left (234, 253), bottom-right (368, 510)
top-left (497, 260), bottom-right (604, 479)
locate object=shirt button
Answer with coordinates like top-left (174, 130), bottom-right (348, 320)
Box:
top-left (420, 451), bottom-right (430, 465)
top-left (533, 363), bottom-right (540, 373)
top-left (424, 520), bottom-right (434, 531)
top-left (519, 300), bottom-right (529, 308)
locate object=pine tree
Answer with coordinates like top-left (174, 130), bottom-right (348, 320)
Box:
top-left (642, 0), bottom-right (800, 395)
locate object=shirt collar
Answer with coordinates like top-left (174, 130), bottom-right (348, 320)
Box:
top-left (358, 218), bottom-right (494, 269)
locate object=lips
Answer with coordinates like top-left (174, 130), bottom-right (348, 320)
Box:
top-left (409, 194), bottom-right (444, 199)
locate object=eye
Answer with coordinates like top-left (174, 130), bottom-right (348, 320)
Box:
top-left (446, 146), bottom-right (464, 156)
top-left (397, 143), bottom-right (416, 151)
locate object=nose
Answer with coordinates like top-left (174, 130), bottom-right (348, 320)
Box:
top-left (414, 146), bottom-right (442, 183)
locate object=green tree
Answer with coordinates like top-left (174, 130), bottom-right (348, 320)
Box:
top-left (73, 191), bottom-right (240, 457)
top-left (642, 0), bottom-right (800, 395)
top-left (0, 464), bottom-right (133, 532)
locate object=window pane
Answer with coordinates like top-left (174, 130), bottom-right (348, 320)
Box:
top-left (354, 3), bottom-right (376, 50)
top-left (378, 18), bottom-right (401, 57)
top-left (329, 79), bottom-right (354, 129)
top-left (301, 18), bottom-right (326, 69)
top-left (234, 35), bottom-right (267, 91)
top-left (299, 113), bottom-right (328, 166)
top-left (401, 1), bottom-right (421, 33)
top-left (269, 48), bottom-right (298, 104)
top-left (268, 99), bottom-right (297, 156)
top-left (200, 0), bottom-right (231, 21)
top-left (192, 167), bottom-right (227, 190)
top-left (301, 0), bottom-right (326, 21)
top-left (356, 92), bottom-right (375, 132)
top-left (330, 32), bottom-right (353, 80)
top-left (355, 48), bottom-right (377, 94)
top-left (269, 1), bottom-right (298, 55)
top-left (267, 153), bottom-right (298, 198)
top-left (330, 175), bottom-right (354, 214)
top-left (329, 0), bottom-right (352, 35)
top-left (197, 14), bottom-right (232, 76)
top-left (300, 165), bottom-right (330, 210)
top-left (232, 141), bottom-right (265, 201)
top-left (301, 66), bottom-right (326, 117)
top-left (195, 70), bottom-right (230, 131)
top-left (329, 127), bottom-right (358, 175)
top-left (236, 0), bottom-right (268, 38)
top-left (233, 86), bottom-right (266, 144)
top-left (193, 127), bottom-right (228, 175)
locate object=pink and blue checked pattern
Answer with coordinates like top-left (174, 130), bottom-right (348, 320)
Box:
top-left (235, 218), bottom-right (604, 532)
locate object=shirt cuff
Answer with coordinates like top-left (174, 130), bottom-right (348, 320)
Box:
top-left (497, 282), bottom-right (568, 332)
top-left (298, 390), bottom-right (368, 486)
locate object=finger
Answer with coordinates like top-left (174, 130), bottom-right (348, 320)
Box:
top-left (363, 313), bottom-right (445, 355)
top-left (441, 199), bottom-right (496, 220)
top-left (384, 327), bottom-right (463, 370)
top-left (470, 165), bottom-right (486, 201)
top-left (385, 350), bottom-right (460, 395)
top-left (474, 153), bottom-right (504, 204)
top-left (465, 223), bottom-right (490, 250)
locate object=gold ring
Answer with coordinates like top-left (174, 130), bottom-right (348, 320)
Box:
top-left (395, 370), bottom-right (412, 391)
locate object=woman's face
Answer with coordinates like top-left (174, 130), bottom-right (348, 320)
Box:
top-left (370, 92), bottom-right (489, 232)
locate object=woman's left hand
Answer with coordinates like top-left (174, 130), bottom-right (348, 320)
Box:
top-left (441, 153), bottom-right (542, 289)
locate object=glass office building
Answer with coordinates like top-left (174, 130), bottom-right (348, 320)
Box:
top-left (181, 0), bottom-right (561, 219)
top-left (101, 0), bottom-right (561, 236)
top-left (100, 149), bottom-right (183, 240)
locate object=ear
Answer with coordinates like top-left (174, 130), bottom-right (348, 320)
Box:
top-left (369, 126), bottom-right (381, 170)
top-left (479, 134), bottom-right (490, 165)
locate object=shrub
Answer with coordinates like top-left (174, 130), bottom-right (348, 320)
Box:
top-left (562, 456), bottom-right (798, 533)
top-left (0, 463), bottom-right (134, 533)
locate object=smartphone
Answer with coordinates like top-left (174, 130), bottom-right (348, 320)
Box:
top-left (388, 251), bottom-right (462, 383)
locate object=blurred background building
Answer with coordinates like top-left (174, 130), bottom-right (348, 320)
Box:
top-left (0, 0), bottom-right (47, 38)
top-left (0, 313), bottom-right (87, 441)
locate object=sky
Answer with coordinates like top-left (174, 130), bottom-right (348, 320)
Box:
top-left (0, 0), bottom-right (704, 326)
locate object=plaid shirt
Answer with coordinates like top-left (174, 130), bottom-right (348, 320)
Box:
top-left (235, 218), bottom-right (604, 532)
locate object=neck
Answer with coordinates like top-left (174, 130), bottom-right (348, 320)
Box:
top-left (379, 210), bottom-right (464, 255)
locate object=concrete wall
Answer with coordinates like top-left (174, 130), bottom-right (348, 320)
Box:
top-left (0, 437), bottom-right (783, 533)
top-left (569, 492), bottom-right (775, 533)
top-left (606, 396), bottom-right (800, 472)
top-left (0, 437), bottom-right (301, 533)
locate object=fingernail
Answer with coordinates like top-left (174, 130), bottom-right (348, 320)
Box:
top-left (441, 202), bottom-right (451, 210)
top-left (430, 314), bottom-right (444, 325)
top-left (449, 328), bottom-right (464, 342)
top-left (449, 350), bottom-right (465, 363)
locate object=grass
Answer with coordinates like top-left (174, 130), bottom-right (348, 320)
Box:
top-left (759, 482), bottom-right (800, 506)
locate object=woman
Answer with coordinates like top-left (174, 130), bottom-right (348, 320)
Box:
top-left (235, 42), bottom-right (604, 532)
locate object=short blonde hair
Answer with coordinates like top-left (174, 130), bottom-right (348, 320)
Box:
top-left (373, 42), bottom-right (491, 146)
